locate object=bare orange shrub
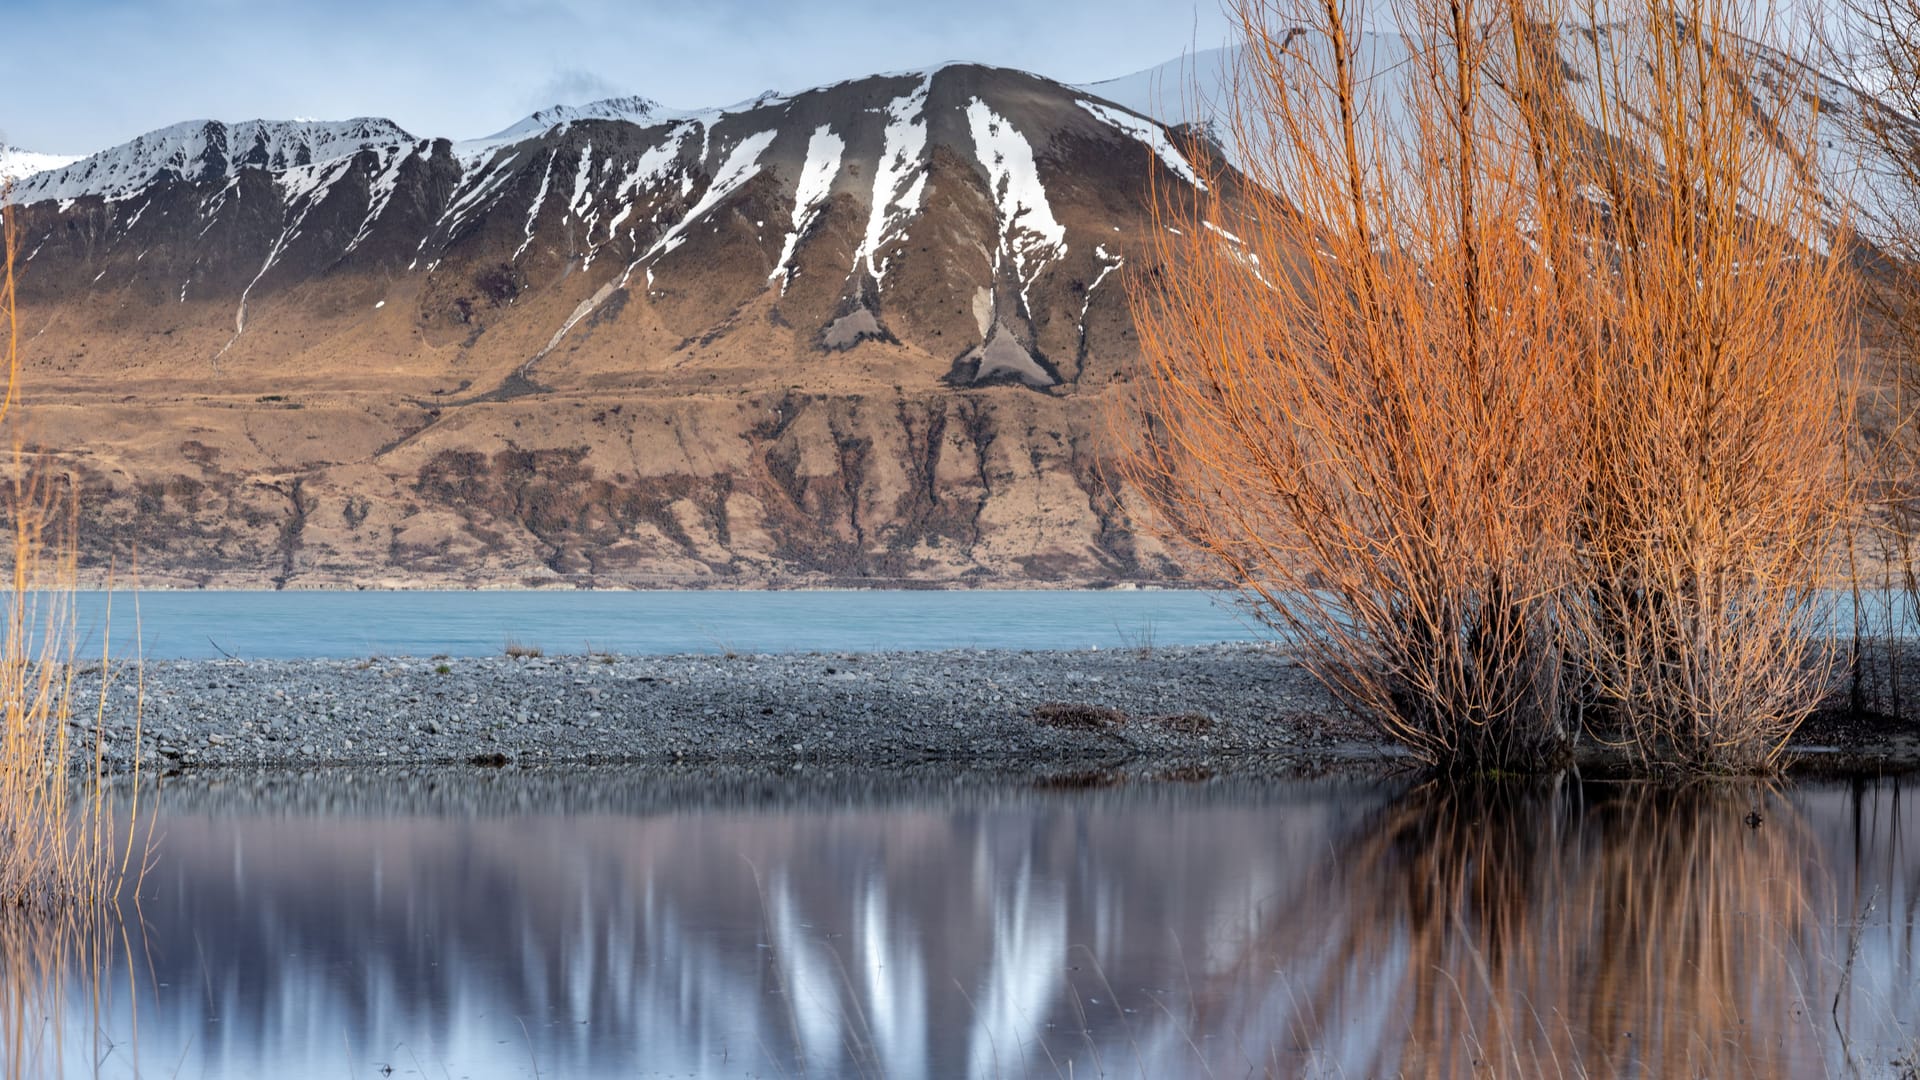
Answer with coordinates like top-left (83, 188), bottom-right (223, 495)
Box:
top-left (1126, 0), bottom-right (1856, 771)
top-left (1123, 0), bottom-right (1587, 769)
top-left (1822, 0), bottom-right (1920, 723)
top-left (1562, 1), bottom-right (1857, 770)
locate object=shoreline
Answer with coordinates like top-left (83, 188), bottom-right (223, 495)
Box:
top-left (78, 643), bottom-right (1378, 773)
top-left (68, 643), bottom-right (1920, 776)
top-left (60, 577), bottom-right (1220, 593)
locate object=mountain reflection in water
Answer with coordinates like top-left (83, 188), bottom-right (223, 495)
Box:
top-left (16, 770), bottom-right (1920, 1078)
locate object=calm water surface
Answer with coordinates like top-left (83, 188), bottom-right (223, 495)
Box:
top-left (13, 770), bottom-right (1920, 1078)
top-left (63, 587), bottom-right (1914, 661)
top-left (66, 589), bottom-right (1256, 659)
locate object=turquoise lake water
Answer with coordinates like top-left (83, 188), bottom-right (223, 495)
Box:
top-left (57, 588), bottom-right (1262, 660)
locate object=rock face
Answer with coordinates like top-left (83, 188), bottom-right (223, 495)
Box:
top-left (6, 64), bottom-right (1221, 587)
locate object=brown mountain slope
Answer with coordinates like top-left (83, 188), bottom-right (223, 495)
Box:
top-left (8, 64), bottom-right (1222, 587)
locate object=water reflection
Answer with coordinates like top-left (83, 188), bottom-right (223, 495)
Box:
top-left (15, 770), bottom-right (1920, 1078)
top-left (1, 907), bottom-right (129, 1080)
top-left (1264, 780), bottom-right (1836, 1077)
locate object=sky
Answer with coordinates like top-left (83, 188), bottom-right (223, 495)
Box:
top-left (1, 0), bottom-right (1239, 155)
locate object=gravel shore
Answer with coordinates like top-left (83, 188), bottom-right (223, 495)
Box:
top-left (67, 642), bottom-right (1920, 776)
top-left (73, 643), bottom-right (1387, 772)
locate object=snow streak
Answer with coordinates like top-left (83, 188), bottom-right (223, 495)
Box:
top-left (966, 98), bottom-right (1067, 316)
top-left (853, 77), bottom-right (933, 283)
top-left (773, 125), bottom-right (846, 292)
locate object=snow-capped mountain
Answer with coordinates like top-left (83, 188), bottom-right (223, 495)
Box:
top-left (1078, 46), bottom-right (1232, 129)
top-left (473, 95), bottom-right (666, 149)
top-left (1, 60), bottom-right (1217, 587)
top-left (11, 118), bottom-right (415, 205)
top-left (1083, 33), bottom-right (1917, 234)
top-left (9, 62), bottom-right (1209, 392)
top-left (0, 145), bottom-right (81, 184)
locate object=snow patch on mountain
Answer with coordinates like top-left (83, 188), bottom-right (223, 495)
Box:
top-left (773, 125), bottom-right (846, 292)
top-left (224, 154), bottom-right (362, 357)
top-left (640, 128), bottom-right (779, 264)
top-left (475, 96), bottom-right (665, 150)
top-left (853, 76), bottom-right (933, 284)
top-left (569, 142), bottom-right (597, 218)
top-left (345, 144), bottom-right (416, 254)
top-left (1076, 100), bottom-right (1207, 190)
top-left (966, 98), bottom-right (1067, 315)
top-left (434, 149), bottom-right (525, 247)
top-left (603, 126), bottom-right (696, 242)
top-left (0, 146), bottom-right (81, 184)
top-left (515, 152), bottom-right (557, 260)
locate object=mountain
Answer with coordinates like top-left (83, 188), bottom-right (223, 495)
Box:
top-left (0, 145), bottom-right (82, 184)
top-left (471, 95), bottom-right (666, 150)
top-left (1078, 47), bottom-right (1231, 129)
top-left (11, 119), bottom-right (415, 205)
top-left (1085, 34), bottom-right (1913, 232)
top-left (4, 63), bottom-right (1218, 587)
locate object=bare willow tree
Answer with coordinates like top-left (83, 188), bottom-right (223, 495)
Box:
top-left (1126, 0), bottom-right (1856, 771)
top-left (1561, 1), bottom-right (1857, 770)
top-left (1125, 0), bottom-right (1587, 769)
top-left (1825, 0), bottom-right (1920, 723)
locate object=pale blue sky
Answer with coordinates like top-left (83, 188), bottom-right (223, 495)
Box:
top-left (4, 0), bottom-right (1238, 154)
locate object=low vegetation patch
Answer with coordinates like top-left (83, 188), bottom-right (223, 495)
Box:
top-left (1031, 703), bottom-right (1129, 731)
top-left (1150, 713), bottom-right (1213, 735)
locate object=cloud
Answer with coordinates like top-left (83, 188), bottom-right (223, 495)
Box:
top-left (523, 68), bottom-right (629, 111)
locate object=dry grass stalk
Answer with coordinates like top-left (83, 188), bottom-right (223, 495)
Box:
top-left (0, 190), bottom-right (145, 903)
top-left (1123, 0), bottom-right (1587, 770)
top-left (0, 178), bottom-right (148, 1078)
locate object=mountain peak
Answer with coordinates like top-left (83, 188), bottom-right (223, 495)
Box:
top-left (477, 96), bottom-right (666, 147)
top-left (9, 116), bottom-right (414, 205)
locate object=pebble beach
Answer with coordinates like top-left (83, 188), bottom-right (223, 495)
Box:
top-left (73, 642), bottom-right (1382, 772)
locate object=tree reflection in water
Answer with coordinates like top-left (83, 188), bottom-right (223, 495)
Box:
top-left (12, 771), bottom-right (1916, 1078)
top-left (1245, 779), bottom-right (1836, 1077)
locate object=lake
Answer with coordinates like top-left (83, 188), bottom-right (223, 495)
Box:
top-left (59, 589), bottom-right (1259, 660)
top-left (51, 587), bottom-right (1916, 662)
top-left (11, 768), bottom-right (1919, 1078)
